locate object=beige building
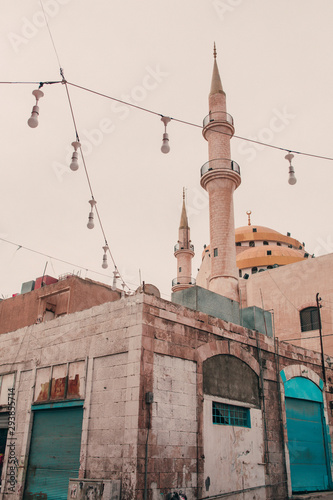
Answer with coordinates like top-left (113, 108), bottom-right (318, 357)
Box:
top-left (196, 223), bottom-right (333, 356)
top-left (0, 47), bottom-right (332, 500)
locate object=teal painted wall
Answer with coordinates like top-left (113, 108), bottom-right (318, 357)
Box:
top-left (172, 286), bottom-right (240, 324)
top-left (283, 376), bottom-right (332, 493)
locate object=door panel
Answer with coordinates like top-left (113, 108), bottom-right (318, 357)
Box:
top-left (24, 407), bottom-right (83, 500)
top-left (285, 397), bottom-right (328, 492)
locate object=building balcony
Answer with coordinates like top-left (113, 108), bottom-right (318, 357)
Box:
top-left (172, 277), bottom-right (196, 287)
top-left (200, 158), bottom-right (241, 177)
top-left (174, 243), bottom-right (195, 253)
top-left (203, 111), bottom-right (234, 128)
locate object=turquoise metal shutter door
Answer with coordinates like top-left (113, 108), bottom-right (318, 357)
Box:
top-left (285, 397), bottom-right (329, 492)
top-left (24, 406), bottom-right (83, 500)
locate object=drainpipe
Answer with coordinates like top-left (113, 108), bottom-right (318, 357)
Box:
top-left (144, 392), bottom-right (153, 500)
top-left (255, 332), bottom-right (269, 466)
top-left (316, 292), bottom-right (326, 385)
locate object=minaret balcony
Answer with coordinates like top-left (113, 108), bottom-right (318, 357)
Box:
top-left (203, 111), bottom-right (234, 128)
top-left (200, 158), bottom-right (241, 177)
top-left (174, 243), bottom-right (195, 252)
top-left (172, 277), bottom-right (196, 287)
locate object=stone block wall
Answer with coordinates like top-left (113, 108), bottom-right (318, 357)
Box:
top-left (1, 290), bottom-right (333, 500)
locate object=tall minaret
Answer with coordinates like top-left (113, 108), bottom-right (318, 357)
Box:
top-left (200, 44), bottom-right (241, 302)
top-left (171, 189), bottom-right (195, 293)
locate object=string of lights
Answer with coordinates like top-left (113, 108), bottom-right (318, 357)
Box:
top-left (0, 237), bottom-right (178, 298)
top-left (3, 2), bottom-right (332, 297)
top-left (1, 79), bottom-right (333, 162)
top-left (26, 0), bottom-right (129, 291)
top-left (66, 81), bottom-right (333, 162)
top-left (0, 236), bottom-right (124, 286)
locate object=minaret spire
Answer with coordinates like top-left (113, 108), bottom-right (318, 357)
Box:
top-left (171, 189), bottom-right (195, 293)
top-left (210, 43), bottom-right (224, 95)
top-left (179, 187), bottom-right (189, 229)
top-left (200, 45), bottom-right (241, 302)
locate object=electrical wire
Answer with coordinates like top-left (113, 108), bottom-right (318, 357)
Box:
top-left (283, 332), bottom-right (333, 342)
top-left (37, 0), bottom-right (129, 290)
top-left (0, 78), bottom-right (332, 161)
top-left (39, 0), bottom-right (62, 69)
top-left (66, 81), bottom-right (333, 162)
top-left (3, 10), bottom-right (333, 296)
top-left (0, 236), bottom-right (132, 288)
top-left (0, 81), bottom-right (62, 85)
top-left (60, 71), bottom-right (128, 287)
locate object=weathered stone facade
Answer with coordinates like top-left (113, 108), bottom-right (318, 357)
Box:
top-left (1, 287), bottom-right (332, 499)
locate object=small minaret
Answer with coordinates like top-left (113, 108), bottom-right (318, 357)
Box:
top-left (200, 44), bottom-right (241, 302)
top-left (172, 189), bottom-right (195, 293)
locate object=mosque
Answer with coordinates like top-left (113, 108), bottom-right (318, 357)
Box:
top-left (171, 45), bottom-right (333, 357)
top-left (0, 48), bottom-right (332, 500)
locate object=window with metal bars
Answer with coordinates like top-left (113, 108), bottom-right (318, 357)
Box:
top-left (300, 307), bottom-right (319, 332)
top-left (212, 401), bottom-right (250, 428)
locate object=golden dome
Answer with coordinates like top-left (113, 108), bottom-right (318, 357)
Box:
top-left (236, 245), bottom-right (307, 270)
top-left (235, 225), bottom-right (303, 249)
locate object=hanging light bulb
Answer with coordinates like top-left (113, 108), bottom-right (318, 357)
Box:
top-left (285, 153), bottom-right (297, 185)
top-left (161, 116), bottom-right (171, 154)
top-left (112, 267), bottom-right (120, 290)
top-left (102, 245), bottom-right (109, 269)
top-left (87, 199), bottom-right (97, 229)
top-left (70, 141), bottom-right (81, 171)
top-left (27, 88), bottom-right (44, 128)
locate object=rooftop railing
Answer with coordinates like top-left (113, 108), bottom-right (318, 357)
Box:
top-left (200, 158), bottom-right (241, 177)
top-left (172, 277), bottom-right (196, 287)
top-left (174, 243), bottom-right (195, 252)
top-left (203, 111), bottom-right (234, 128)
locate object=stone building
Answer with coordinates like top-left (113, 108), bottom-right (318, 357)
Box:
top-left (0, 47), bottom-right (332, 500)
top-left (0, 276), bottom-right (333, 500)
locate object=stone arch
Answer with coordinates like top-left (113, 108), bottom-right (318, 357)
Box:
top-left (196, 339), bottom-right (260, 377)
top-left (280, 364), bottom-right (323, 390)
top-left (202, 354), bottom-right (260, 407)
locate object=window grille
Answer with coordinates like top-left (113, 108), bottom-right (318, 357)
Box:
top-left (300, 307), bottom-right (319, 332)
top-left (212, 401), bottom-right (250, 428)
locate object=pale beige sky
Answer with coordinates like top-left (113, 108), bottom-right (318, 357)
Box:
top-left (1, 0), bottom-right (332, 299)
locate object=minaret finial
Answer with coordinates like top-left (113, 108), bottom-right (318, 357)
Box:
top-left (246, 210), bottom-right (252, 226)
top-left (210, 43), bottom-right (223, 95)
top-left (183, 187), bottom-right (185, 201)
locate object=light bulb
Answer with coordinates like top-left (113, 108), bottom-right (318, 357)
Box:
top-left (28, 105), bottom-right (40, 128)
top-left (87, 212), bottom-right (94, 229)
top-left (87, 199), bottom-right (96, 229)
top-left (70, 152), bottom-right (79, 171)
top-left (102, 245), bottom-right (109, 269)
top-left (160, 116), bottom-right (171, 154)
top-left (70, 141), bottom-right (81, 171)
top-left (112, 268), bottom-right (120, 290)
top-left (288, 167), bottom-right (297, 185)
top-left (161, 133), bottom-right (170, 154)
top-left (27, 88), bottom-right (44, 128)
top-left (285, 153), bottom-right (297, 185)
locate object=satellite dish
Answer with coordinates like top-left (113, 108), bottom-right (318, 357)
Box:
top-left (135, 283), bottom-right (161, 298)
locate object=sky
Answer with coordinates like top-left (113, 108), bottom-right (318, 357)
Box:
top-left (1, 0), bottom-right (333, 300)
